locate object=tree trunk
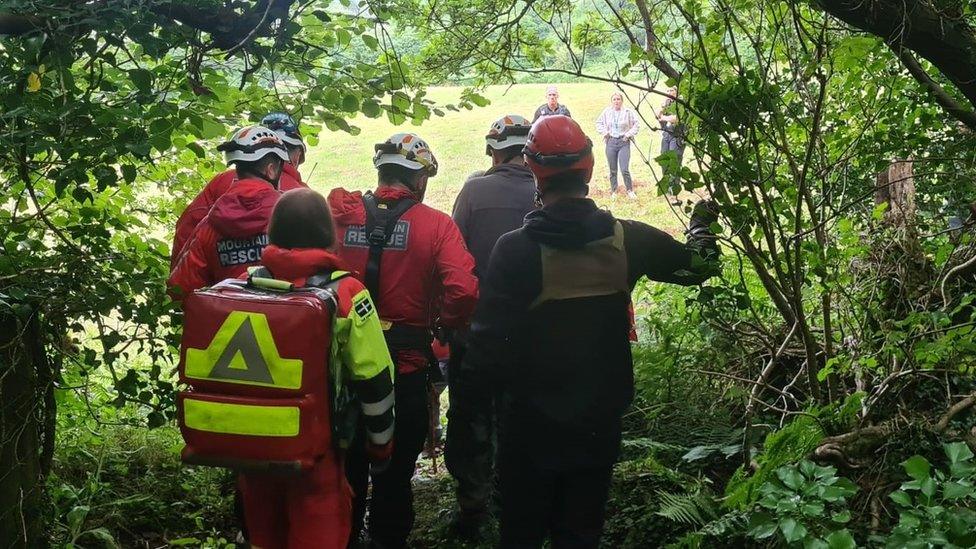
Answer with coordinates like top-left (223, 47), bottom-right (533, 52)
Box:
top-left (0, 311), bottom-right (44, 549)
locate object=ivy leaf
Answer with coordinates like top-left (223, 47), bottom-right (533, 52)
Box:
top-left (903, 455), bottom-right (931, 481)
top-left (890, 490), bottom-right (913, 506)
top-left (945, 442), bottom-right (974, 466)
top-left (747, 512), bottom-right (777, 539)
top-left (779, 517), bottom-right (807, 543)
top-left (777, 466), bottom-right (805, 490)
top-left (831, 510), bottom-right (852, 523)
top-left (825, 529), bottom-right (856, 549)
top-left (147, 411), bottom-right (166, 428)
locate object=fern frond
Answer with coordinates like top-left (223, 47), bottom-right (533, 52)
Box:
top-left (654, 490), bottom-right (717, 526)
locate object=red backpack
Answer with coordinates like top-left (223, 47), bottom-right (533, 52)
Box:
top-left (177, 272), bottom-right (345, 473)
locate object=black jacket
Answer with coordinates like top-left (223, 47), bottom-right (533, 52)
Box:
top-left (457, 198), bottom-right (719, 470)
top-left (451, 163), bottom-right (537, 280)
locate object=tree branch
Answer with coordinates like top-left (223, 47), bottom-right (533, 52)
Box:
top-left (812, 0), bottom-right (976, 115)
top-left (633, 0), bottom-right (681, 81)
top-left (890, 44), bottom-right (976, 131)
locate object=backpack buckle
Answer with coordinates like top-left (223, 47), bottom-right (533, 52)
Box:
top-left (368, 227), bottom-right (388, 246)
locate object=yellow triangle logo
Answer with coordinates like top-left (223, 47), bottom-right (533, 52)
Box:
top-left (184, 311), bottom-right (304, 389)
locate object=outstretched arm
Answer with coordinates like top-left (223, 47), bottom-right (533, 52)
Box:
top-left (622, 200), bottom-right (721, 287)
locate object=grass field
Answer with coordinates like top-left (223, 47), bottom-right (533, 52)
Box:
top-left (303, 82), bottom-right (696, 235)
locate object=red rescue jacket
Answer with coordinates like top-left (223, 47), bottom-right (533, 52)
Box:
top-left (328, 186), bottom-right (479, 373)
top-left (171, 164), bottom-right (306, 268)
top-left (168, 178), bottom-right (280, 299)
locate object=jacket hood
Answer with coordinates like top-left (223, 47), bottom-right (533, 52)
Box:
top-left (282, 162), bottom-right (301, 183)
top-left (209, 178), bottom-right (280, 237)
top-left (327, 186), bottom-right (418, 226)
top-left (524, 198), bottom-right (615, 249)
top-left (260, 245), bottom-right (346, 281)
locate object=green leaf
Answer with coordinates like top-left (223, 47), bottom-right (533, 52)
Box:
top-left (168, 538), bottom-right (200, 546)
top-left (804, 539), bottom-right (829, 549)
top-left (920, 477), bottom-right (938, 498)
top-left (779, 517), bottom-right (808, 543)
top-left (943, 481), bottom-right (973, 500)
top-left (468, 92), bottom-right (490, 107)
top-left (777, 466), bottom-right (805, 490)
top-left (831, 510), bottom-right (852, 523)
top-left (120, 164), bottom-right (137, 184)
top-left (187, 142), bottom-right (206, 159)
top-left (802, 502), bottom-right (825, 516)
top-left (82, 528), bottom-right (118, 548)
top-left (147, 411), bottom-right (166, 428)
top-left (342, 93), bottom-right (360, 112)
top-left (903, 455), bottom-right (931, 481)
top-left (890, 490), bottom-right (913, 506)
top-left (128, 68), bottom-right (152, 94)
top-left (748, 512), bottom-right (777, 539)
top-left (946, 442), bottom-right (974, 465)
top-left (825, 529), bottom-right (856, 549)
top-left (67, 505), bottom-right (90, 534)
top-left (362, 100), bottom-right (381, 118)
top-left (362, 34), bottom-right (379, 50)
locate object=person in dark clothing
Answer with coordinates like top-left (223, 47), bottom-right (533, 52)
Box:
top-left (658, 86), bottom-right (686, 205)
top-left (446, 114), bottom-right (537, 538)
top-left (452, 115), bottom-right (721, 548)
top-left (452, 114), bottom-right (537, 279)
top-left (533, 85), bottom-right (572, 122)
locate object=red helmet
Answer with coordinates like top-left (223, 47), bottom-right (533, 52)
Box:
top-left (522, 115), bottom-right (594, 192)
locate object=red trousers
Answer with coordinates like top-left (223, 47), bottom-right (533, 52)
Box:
top-left (240, 453), bottom-right (352, 549)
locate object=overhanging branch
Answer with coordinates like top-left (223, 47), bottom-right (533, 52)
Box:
top-left (890, 44), bottom-right (976, 131)
top-left (813, 0), bottom-right (976, 117)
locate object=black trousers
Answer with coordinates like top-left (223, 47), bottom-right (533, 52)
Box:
top-left (498, 441), bottom-right (613, 549)
top-left (346, 369), bottom-right (429, 548)
top-left (445, 342), bottom-right (497, 516)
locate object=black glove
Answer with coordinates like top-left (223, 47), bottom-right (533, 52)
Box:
top-left (688, 199), bottom-right (719, 237)
top-left (686, 199), bottom-right (720, 259)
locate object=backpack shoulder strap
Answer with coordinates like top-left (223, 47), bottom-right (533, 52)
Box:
top-left (303, 270), bottom-right (350, 317)
top-left (362, 192), bottom-right (418, 308)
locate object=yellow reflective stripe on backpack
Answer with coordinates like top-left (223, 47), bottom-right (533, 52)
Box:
top-left (183, 399), bottom-right (300, 437)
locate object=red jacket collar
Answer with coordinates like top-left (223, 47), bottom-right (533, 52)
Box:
top-left (374, 186), bottom-right (418, 201)
top-left (260, 245), bottom-right (347, 282)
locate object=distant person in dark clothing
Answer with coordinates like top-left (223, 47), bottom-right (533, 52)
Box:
top-left (658, 86), bottom-right (686, 205)
top-left (447, 114), bottom-right (537, 539)
top-left (533, 85), bottom-right (572, 121)
top-left (453, 115), bottom-right (721, 548)
top-left (452, 114), bottom-right (537, 278)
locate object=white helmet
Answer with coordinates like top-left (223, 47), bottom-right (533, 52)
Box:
top-left (373, 133), bottom-right (438, 176)
top-left (217, 125), bottom-right (290, 165)
top-left (485, 114), bottom-right (531, 155)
